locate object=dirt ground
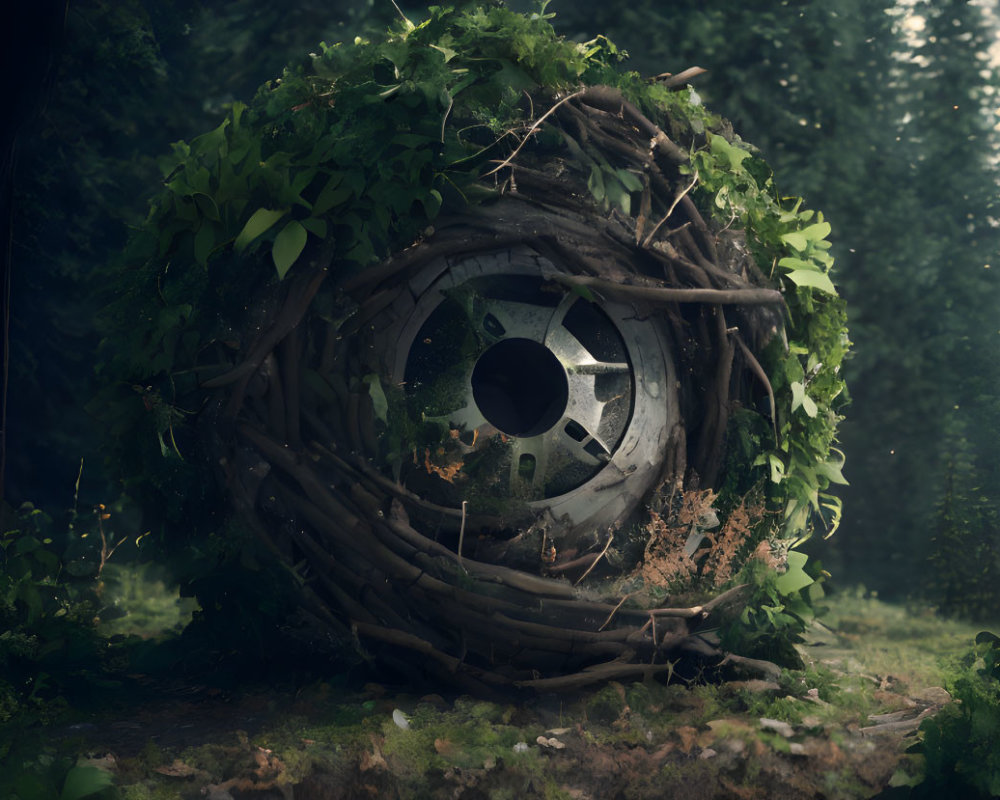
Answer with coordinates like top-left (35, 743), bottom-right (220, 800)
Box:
top-left (40, 591), bottom-right (983, 800)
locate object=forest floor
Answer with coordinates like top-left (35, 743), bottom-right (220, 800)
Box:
top-left (12, 588), bottom-right (990, 800)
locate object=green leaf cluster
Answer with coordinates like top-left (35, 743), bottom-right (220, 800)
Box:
top-left (719, 553), bottom-right (827, 668)
top-left (905, 632), bottom-right (1000, 798)
top-left (688, 128), bottom-right (850, 543)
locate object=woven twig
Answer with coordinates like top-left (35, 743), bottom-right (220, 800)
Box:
top-left (206, 86), bottom-right (782, 690)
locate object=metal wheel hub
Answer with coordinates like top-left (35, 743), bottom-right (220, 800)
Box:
top-left (369, 247), bottom-right (677, 538)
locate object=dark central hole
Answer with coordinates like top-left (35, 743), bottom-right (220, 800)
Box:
top-left (471, 338), bottom-right (568, 437)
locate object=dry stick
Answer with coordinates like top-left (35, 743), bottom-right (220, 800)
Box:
top-left (643, 240), bottom-right (720, 289)
top-left (699, 583), bottom-right (751, 614)
top-left (316, 444), bottom-right (464, 521)
top-left (676, 225), bottom-right (721, 280)
top-left (695, 309), bottom-right (736, 486)
top-left (239, 423), bottom-right (366, 535)
top-left (545, 273), bottom-right (784, 306)
top-left (554, 100), bottom-right (591, 146)
top-left (718, 652), bottom-right (783, 681)
top-left (299, 585), bottom-right (353, 637)
top-left (339, 226), bottom-right (517, 294)
top-left (577, 85), bottom-right (689, 165)
top-left (289, 526), bottom-right (381, 625)
top-left (351, 621), bottom-right (511, 686)
top-left (276, 464), bottom-right (567, 621)
top-left (414, 591), bottom-right (636, 656)
top-left (490, 610), bottom-right (639, 644)
top-left (319, 318), bottom-right (340, 374)
top-left (203, 267), bottom-right (328, 389)
top-left (680, 194), bottom-right (720, 264)
top-left (263, 353), bottom-right (287, 443)
top-left (546, 552), bottom-right (599, 575)
top-left (457, 499), bottom-right (468, 569)
top-left (567, 109), bottom-right (652, 168)
top-left (379, 508), bottom-right (579, 600)
top-left (280, 483), bottom-right (445, 637)
top-left (353, 282), bottom-right (406, 331)
top-left (346, 392), bottom-right (364, 455)
top-left (649, 613), bottom-right (658, 664)
top-left (515, 660), bottom-right (679, 691)
top-left (218, 453), bottom-right (289, 562)
top-left (635, 180), bottom-right (652, 245)
top-left (294, 531), bottom-right (448, 650)
top-left (646, 604), bottom-right (707, 619)
top-left (598, 593), bottom-right (635, 632)
top-left (657, 66), bottom-right (708, 88)
top-left (482, 88), bottom-right (586, 178)
top-left (732, 334), bottom-right (779, 445)
top-left (574, 532), bottom-right (615, 586)
top-left (642, 170), bottom-right (699, 248)
top-left (280, 327), bottom-right (302, 448)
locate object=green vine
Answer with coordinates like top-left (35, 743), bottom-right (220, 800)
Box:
top-left (688, 131), bottom-right (850, 541)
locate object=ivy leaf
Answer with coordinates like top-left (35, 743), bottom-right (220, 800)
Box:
top-left (816, 457), bottom-right (849, 485)
top-left (778, 256), bottom-right (821, 272)
top-left (300, 217), bottom-right (328, 239)
top-left (709, 133), bottom-right (750, 171)
top-left (192, 192), bottom-right (220, 222)
top-left (767, 453), bottom-right (785, 483)
top-left (780, 230), bottom-right (808, 251)
top-left (781, 221), bottom-right (831, 252)
top-left (605, 176), bottom-right (631, 215)
top-left (363, 374), bottom-right (389, 423)
top-left (775, 550), bottom-right (814, 596)
top-left (615, 168), bottom-right (644, 193)
top-left (234, 208), bottom-right (288, 253)
top-left (312, 173), bottom-right (351, 217)
top-left (800, 221), bottom-right (832, 241)
top-left (194, 222), bottom-right (216, 266)
top-left (60, 765), bottom-right (114, 800)
top-left (291, 168), bottom-right (318, 197)
top-left (587, 164), bottom-right (605, 203)
top-left (570, 283), bottom-right (596, 302)
top-left (422, 189), bottom-right (443, 219)
top-left (786, 269), bottom-right (838, 296)
top-left (429, 43), bottom-right (458, 62)
top-left (790, 382), bottom-right (817, 417)
top-left (272, 220), bottom-right (308, 279)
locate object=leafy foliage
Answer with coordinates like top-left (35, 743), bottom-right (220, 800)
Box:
top-left (904, 632), bottom-right (1000, 798)
top-left (684, 129), bottom-right (849, 541)
top-left (98, 4), bottom-right (847, 575)
top-left (0, 503), bottom-right (108, 729)
top-left (718, 554), bottom-right (826, 668)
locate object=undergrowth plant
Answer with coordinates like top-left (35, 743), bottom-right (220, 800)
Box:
top-left (0, 502), bottom-right (107, 730)
top-left (891, 632), bottom-right (1000, 799)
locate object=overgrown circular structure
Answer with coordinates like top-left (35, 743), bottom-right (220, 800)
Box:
top-left (98, 4), bottom-right (849, 691)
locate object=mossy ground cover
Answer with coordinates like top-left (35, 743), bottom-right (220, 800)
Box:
top-left (5, 589), bottom-right (994, 800)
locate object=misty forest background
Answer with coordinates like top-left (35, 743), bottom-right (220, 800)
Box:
top-left (5, 0), bottom-right (1000, 620)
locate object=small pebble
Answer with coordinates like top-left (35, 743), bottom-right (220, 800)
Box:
top-left (536, 735), bottom-right (566, 750)
top-left (760, 717), bottom-right (795, 738)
